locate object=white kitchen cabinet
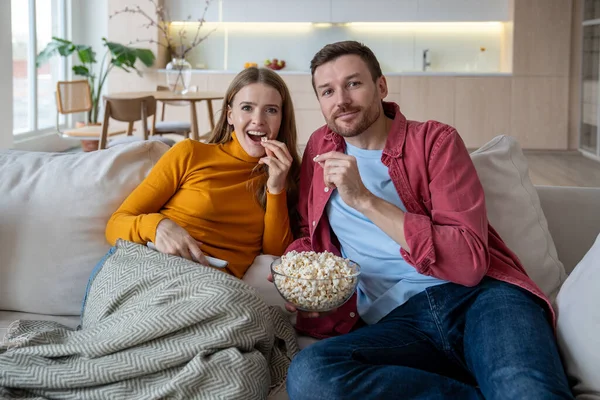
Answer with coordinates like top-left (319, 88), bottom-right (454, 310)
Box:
top-left (164, 0), bottom-right (220, 22)
top-left (220, 0), bottom-right (247, 22)
top-left (222, 0), bottom-right (331, 22)
top-left (331, 0), bottom-right (418, 22)
top-left (417, 0), bottom-right (511, 22)
top-left (167, 0), bottom-right (511, 23)
top-left (331, 0), bottom-right (510, 22)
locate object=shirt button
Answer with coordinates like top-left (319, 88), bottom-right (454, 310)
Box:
top-left (349, 312), bottom-right (356, 318)
top-left (312, 221), bottom-right (316, 227)
top-left (324, 187), bottom-right (330, 193)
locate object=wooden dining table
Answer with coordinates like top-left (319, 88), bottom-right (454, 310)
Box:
top-left (108, 91), bottom-right (225, 141)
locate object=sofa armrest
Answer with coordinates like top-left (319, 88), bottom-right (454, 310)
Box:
top-left (536, 185), bottom-right (600, 275)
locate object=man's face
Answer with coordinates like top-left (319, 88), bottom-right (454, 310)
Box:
top-left (313, 54), bottom-right (387, 138)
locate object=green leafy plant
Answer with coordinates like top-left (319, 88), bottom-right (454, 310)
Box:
top-left (36, 37), bottom-right (155, 124)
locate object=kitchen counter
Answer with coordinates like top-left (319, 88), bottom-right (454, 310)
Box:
top-left (148, 67), bottom-right (567, 151)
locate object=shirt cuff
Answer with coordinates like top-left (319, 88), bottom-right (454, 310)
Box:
top-left (402, 212), bottom-right (436, 273)
top-left (266, 189), bottom-right (287, 209)
top-left (142, 213), bottom-right (168, 243)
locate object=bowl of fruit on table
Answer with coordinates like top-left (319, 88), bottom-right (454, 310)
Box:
top-left (264, 58), bottom-right (286, 71)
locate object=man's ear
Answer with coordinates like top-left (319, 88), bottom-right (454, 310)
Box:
top-left (226, 105), bottom-right (233, 125)
top-left (377, 76), bottom-right (388, 100)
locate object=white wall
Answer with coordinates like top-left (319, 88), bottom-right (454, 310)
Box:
top-left (0, 1), bottom-right (14, 150)
top-left (72, 0), bottom-right (108, 68)
top-left (69, 0), bottom-right (108, 126)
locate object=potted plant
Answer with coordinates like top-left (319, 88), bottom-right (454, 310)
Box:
top-left (36, 37), bottom-right (156, 125)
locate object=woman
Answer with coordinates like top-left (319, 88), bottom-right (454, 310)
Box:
top-left (105, 67), bottom-right (301, 278)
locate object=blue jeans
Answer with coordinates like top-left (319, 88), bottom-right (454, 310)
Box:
top-left (287, 277), bottom-right (572, 400)
top-left (80, 246), bottom-right (117, 320)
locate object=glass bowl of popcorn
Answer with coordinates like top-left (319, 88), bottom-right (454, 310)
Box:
top-left (270, 251), bottom-right (360, 312)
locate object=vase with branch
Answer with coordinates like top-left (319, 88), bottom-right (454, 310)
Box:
top-left (111, 0), bottom-right (216, 94)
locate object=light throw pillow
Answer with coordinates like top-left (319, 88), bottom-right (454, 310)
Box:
top-left (470, 135), bottom-right (567, 301)
top-left (556, 233), bottom-right (600, 399)
top-left (0, 141), bottom-right (169, 316)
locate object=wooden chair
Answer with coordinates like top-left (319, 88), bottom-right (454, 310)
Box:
top-left (99, 96), bottom-right (157, 150)
top-left (55, 80), bottom-right (127, 150)
top-left (153, 85), bottom-right (198, 139)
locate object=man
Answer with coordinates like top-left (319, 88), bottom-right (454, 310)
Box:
top-left (283, 41), bottom-right (572, 399)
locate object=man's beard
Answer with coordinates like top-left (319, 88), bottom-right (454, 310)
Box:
top-left (327, 101), bottom-right (381, 138)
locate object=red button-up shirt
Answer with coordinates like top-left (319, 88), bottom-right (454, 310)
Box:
top-left (286, 102), bottom-right (553, 339)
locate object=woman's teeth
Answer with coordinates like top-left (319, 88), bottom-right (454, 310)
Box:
top-left (247, 131), bottom-right (267, 143)
top-left (247, 131), bottom-right (266, 137)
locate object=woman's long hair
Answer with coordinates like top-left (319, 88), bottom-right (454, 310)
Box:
top-left (208, 67), bottom-right (301, 236)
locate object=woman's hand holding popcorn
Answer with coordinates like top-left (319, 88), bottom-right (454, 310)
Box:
top-left (259, 139), bottom-right (293, 194)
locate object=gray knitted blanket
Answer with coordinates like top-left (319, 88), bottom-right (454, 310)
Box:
top-left (0, 240), bottom-right (298, 399)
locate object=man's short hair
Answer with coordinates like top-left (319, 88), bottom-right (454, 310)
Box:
top-left (310, 41), bottom-right (383, 92)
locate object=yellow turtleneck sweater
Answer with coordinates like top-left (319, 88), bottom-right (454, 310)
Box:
top-left (105, 134), bottom-right (293, 278)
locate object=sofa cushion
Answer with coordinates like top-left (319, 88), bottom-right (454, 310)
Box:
top-left (555, 233), bottom-right (600, 398)
top-left (242, 254), bottom-right (290, 311)
top-left (0, 141), bottom-right (169, 316)
top-left (536, 186), bottom-right (600, 275)
top-left (470, 135), bottom-right (567, 301)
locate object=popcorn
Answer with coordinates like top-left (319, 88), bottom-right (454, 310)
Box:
top-left (272, 251), bottom-right (359, 311)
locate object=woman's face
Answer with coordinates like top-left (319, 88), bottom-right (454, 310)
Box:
top-left (227, 83), bottom-right (283, 158)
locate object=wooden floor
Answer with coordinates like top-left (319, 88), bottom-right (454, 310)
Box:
top-left (524, 151), bottom-right (600, 188)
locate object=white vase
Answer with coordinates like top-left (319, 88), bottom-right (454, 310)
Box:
top-left (165, 57), bottom-right (192, 94)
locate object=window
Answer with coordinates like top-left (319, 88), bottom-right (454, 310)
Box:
top-left (581, 0), bottom-right (600, 159)
top-left (12, 0), bottom-right (67, 136)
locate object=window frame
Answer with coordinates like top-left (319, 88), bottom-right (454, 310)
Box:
top-left (13, 0), bottom-right (68, 139)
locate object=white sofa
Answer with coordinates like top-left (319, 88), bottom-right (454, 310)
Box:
top-left (1, 137), bottom-right (599, 398)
